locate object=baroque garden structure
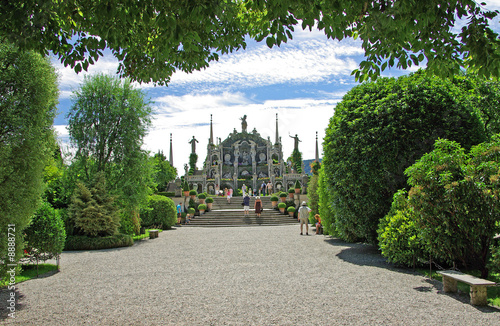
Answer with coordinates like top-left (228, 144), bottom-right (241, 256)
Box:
top-left (185, 114), bottom-right (308, 195)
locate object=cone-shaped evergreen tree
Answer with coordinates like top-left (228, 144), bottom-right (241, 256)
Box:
top-left (70, 172), bottom-right (120, 237)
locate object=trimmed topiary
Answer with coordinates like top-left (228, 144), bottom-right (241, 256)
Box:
top-left (189, 190), bottom-right (197, 196)
top-left (287, 206), bottom-right (296, 212)
top-left (279, 192), bottom-right (287, 198)
top-left (270, 196), bottom-right (279, 202)
top-left (198, 193), bottom-right (206, 199)
top-left (277, 202), bottom-right (287, 209)
top-left (198, 204), bottom-right (207, 211)
top-left (64, 234), bottom-right (133, 250)
top-left (288, 188), bottom-right (295, 193)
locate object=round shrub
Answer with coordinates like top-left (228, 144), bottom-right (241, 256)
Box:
top-left (323, 71), bottom-right (486, 244)
top-left (205, 197), bottom-right (214, 203)
top-left (25, 202), bottom-right (66, 261)
top-left (270, 196), bottom-right (279, 201)
top-left (198, 193), bottom-right (206, 199)
top-left (279, 192), bottom-right (287, 198)
top-left (140, 195), bottom-right (176, 229)
top-left (277, 202), bottom-right (287, 209)
top-left (188, 207), bottom-right (195, 215)
top-left (287, 206), bottom-right (296, 212)
top-left (288, 188), bottom-right (295, 193)
top-left (189, 190), bottom-right (197, 196)
top-left (198, 204), bottom-right (207, 211)
top-left (65, 234), bottom-right (133, 250)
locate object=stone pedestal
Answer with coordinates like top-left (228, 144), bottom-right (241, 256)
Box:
top-left (470, 285), bottom-right (488, 306)
top-left (442, 276), bottom-right (457, 293)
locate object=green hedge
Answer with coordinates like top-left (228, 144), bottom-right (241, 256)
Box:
top-left (64, 234), bottom-right (133, 250)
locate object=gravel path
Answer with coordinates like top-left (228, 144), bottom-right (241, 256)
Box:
top-left (2, 225), bottom-right (499, 325)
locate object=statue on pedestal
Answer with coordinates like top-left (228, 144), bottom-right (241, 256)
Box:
top-left (240, 115), bottom-right (248, 133)
top-left (189, 136), bottom-right (199, 154)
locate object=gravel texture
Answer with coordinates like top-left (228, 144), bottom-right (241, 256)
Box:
top-left (2, 225), bottom-right (500, 325)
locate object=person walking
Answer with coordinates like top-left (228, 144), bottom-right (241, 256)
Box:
top-left (243, 194), bottom-right (250, 216)
top-left (241, 184), bottom-right (247, 197)
top-left (176, 203), bottom-right (182, 225)
top-left (260, 182), bottom-right (266, 196)
top-left (227, 187), bottom-right (233, 203)
top-left (266, 181), bottom-right (273, 196)
top-left (254, 196), bottom-right (263, 218)
top-left (298, 201), bottom-right (311, 235)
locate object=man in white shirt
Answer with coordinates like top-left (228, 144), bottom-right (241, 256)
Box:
top-left (298, 201), bottom-right (311, 235)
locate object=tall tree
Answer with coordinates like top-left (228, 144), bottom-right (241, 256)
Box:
top-left (67, 74), bottom-right (154, 234)
top-left (1, 1), bottom-right (499, 84)
top-left (152, 151), bottom-right (177, 192)
top-left (0, 42), bottom-right (58, 279)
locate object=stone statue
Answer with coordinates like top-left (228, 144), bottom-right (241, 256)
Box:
top-left (224, 153), bottom-right (232, 165)
top-left (184, 164), bottom-right (189, 175)
top-left (241, 151), bottom-right (250, 165)
top-left (189, 136), bottom-right (199, 154)
top-left (258, 153), bottom-right (266, 163)
top-left (289, 134), bottom-right (301, 151)
top-left (240, 115), bottom-right (248, 133)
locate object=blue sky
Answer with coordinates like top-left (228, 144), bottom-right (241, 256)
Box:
top-left (52, 1), bottom-right (500, 173)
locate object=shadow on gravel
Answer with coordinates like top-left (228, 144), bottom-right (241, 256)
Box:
top-left (324, 237), bottom-right (389, 269)
top-left (0, 288), bottom-right (26, 321)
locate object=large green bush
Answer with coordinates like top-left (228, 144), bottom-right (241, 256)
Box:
top-left (323, 71), bottom-right (486, 244)
top-left (406, 138), bottom-right (500, 278)
top-left (140, 195), bottom-right (176, 229)
top-left (377, 190), bottom-right (429, 267)
top-left (318, 168), bottom-right (335, 236)
top-left (24, 202), bottom-right (66, 262)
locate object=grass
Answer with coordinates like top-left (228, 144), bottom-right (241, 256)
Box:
top-left (132, 228), bottom-right (163, 241)
top-left (417, 268), bottom-right (500, 307)
top-left (0, 264), bottom-right (59, 288)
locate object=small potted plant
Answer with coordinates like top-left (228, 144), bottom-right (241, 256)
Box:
top-left (198, 204), bottom-right (207, 214)
top-left (294, 180), bottom-right (301, 194)
top-left (189, 189), bottom-right (197, 200)
top-left (205, 197), bottom-right (214, 210)
top-left (182, 182), bottom-right (190, 197)
top-left (287, 206), bottom-right (296, 217)
top-left (198, 193), bottom-right (206, 204)
top-left (180, 212), bottom-right (187, 224)
top-left (188, 207), bottom-right (195, 218)
top-left (270, 195), bottom-right (279, 208)
top-left (288, 187), bottom-right (295, 198)
top-left (278, 202), bottom-right (287, 214)
top-left (279, 192), bottom-right (287, 202)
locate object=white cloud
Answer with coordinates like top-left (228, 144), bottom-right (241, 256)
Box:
top-left (168, 38), bottom-right (364, 91)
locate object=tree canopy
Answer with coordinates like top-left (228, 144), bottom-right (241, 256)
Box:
top-left (2, 1), bottom-right (499, 84)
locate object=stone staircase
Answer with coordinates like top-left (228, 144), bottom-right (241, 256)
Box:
top-left (185, 196), bottom-right (299, 227)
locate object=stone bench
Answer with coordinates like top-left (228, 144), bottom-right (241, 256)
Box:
top-left (149, 229), bottom-right (159, 239)
top-left (437, 270), bottom-right (497, 306)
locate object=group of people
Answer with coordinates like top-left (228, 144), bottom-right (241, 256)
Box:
top-left (242, 194), bottom-right (263, 217)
